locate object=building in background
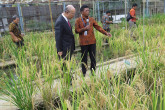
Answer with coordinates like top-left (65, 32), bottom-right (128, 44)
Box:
top-left (142, 0), bottom-right (164, 15)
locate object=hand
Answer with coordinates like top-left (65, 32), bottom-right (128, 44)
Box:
top-left (58, 52), bottom-right (63, 56)
top-left (18, 38), bottom-right (22, 41)
top-left (21, 33), bottom-right (25, 37)
top-left (107, 33), bottom-right (112, 37)
top-left (14, 38), bottom-right (19, 42)
top-left (85, 25), bottom-right (90, 31)
top-left (135, 17), bottom-right (138, 20)
top-left (110, 21), bottom-right (113, 23)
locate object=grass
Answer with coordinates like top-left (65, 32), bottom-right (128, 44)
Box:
top-left (0, 14), bottom-right (165, 110)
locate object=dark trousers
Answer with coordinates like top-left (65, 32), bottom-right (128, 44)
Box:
top-left (81, 44), bottom-right (96, 76)
top-left (58, 50), bottom-right (73, 71)
top-left (59, 50), bottom-right (74, 70)
top-left (15, 41), bottom-right (24, 48)
top-left (58, 50), bottom-right (73, 85)
top-left (58, 49), bottom-right (73, 61)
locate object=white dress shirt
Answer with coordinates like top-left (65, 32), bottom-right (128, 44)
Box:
top-left (62, 13), bottom-right (68, 22)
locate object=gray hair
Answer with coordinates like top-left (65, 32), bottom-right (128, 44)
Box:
top-left (12, 15), bottom-right (19, 21)
top-left (64, 5), bottom-right (75, 13)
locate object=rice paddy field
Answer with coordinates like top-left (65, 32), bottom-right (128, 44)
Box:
top-left (0, 14), bottom-right (165, 110)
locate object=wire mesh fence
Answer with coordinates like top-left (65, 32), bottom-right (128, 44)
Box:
top-left (0, 0), bottom-right (164, 37)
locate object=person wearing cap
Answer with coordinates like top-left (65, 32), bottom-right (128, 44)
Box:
top-left (9, 15), bottom-right (24, 47)
top-left (75, 5), bottom-right (111, 77)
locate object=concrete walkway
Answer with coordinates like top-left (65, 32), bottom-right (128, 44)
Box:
top-left (0, 100), bottom-right (17, 110)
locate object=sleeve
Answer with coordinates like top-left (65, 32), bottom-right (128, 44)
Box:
top-left (75, 18), bottom-right (82, 34)
top-left (106, 16), bottom-right (109, 22)
top-left (9, 24), bottom-right (15, 32)
top-left (93, 18), bottom-right (107, 35)
top-left (55, 21), bottom-right (63, 52)
top-left (130, 10), bottom-right (135, 17)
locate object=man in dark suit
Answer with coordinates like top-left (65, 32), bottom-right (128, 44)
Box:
top-left (55, 5), bottom-right (76, 60)
top-left (55, 5), bottom-right (76, 85)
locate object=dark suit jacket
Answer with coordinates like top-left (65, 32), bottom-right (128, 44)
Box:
top-left (55, 14), bottom-right (75, 58)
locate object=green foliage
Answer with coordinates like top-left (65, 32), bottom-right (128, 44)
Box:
top-left (0, 14), bottom-right (165, 110)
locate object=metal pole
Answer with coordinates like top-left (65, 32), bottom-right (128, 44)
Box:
top-left (115, 5), bottom-right (116, 21)
top-left (103, 2), bottom-right (104, 14)
top-left (49, 0), bottom-right (55, 36)
top-left (95, 1), bottom-right (97, 19)
top-left (146, 0), bottom-right (149, 16)
top-left (17, 3), bottom-right (24, 33)
top-left (155, 0), bottom-right (156, 14)
top-left (125, 0), bottom-right (127, 30)
top-left (164, 0), bottom-right (165, 13)
top-left (93, 0), bottom-right (95, 18)
top-left (140, 4), bottom-right (142, 24)
top-left (63, 2), bottom-right (66, 11)
top-left (97, 0), bottom-right (100, 21)
top-left (80, 0), bottom-right (82, 8)
top-left (143, 1), bottom-right (145, 48)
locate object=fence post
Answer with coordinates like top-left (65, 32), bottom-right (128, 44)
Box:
top-left (97, 0), bottom-right (100, 21)
top-left (125, 0), bottom-right (127, 30)
top-left (93, 0), bottom-right (95, 18)
top-left (164, 0), bottom-right (165, 13)
top-left (49, 0), bottom-right (55, 36)
top-left (103, 2), bottom-right (104, 14)
top-left (143, 0), bottom-right (145, 48)
top-left (155, 0), bottom-right (157, 14)
top-left (115, 3), bottom-right (117, 21)
top-left (17, 3), bottom-right (24, 33)
top-left (80, 0), bottom-right (82, 8)
top-left (146, 0), bottom-right (149, 16)
top-left (63, 2), bottom-right (66, 11)
top-left (95, 1), bottom-right (97, 19)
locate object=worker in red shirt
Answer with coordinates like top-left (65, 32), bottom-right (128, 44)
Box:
top-left (129, 3), bottom-right (138, 29)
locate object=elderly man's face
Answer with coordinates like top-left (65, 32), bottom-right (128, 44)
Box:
top-left (68, 9), bottom-right (76, 19)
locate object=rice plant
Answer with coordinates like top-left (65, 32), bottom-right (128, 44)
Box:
top-left (0, 14), bottom-right (164, 110)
